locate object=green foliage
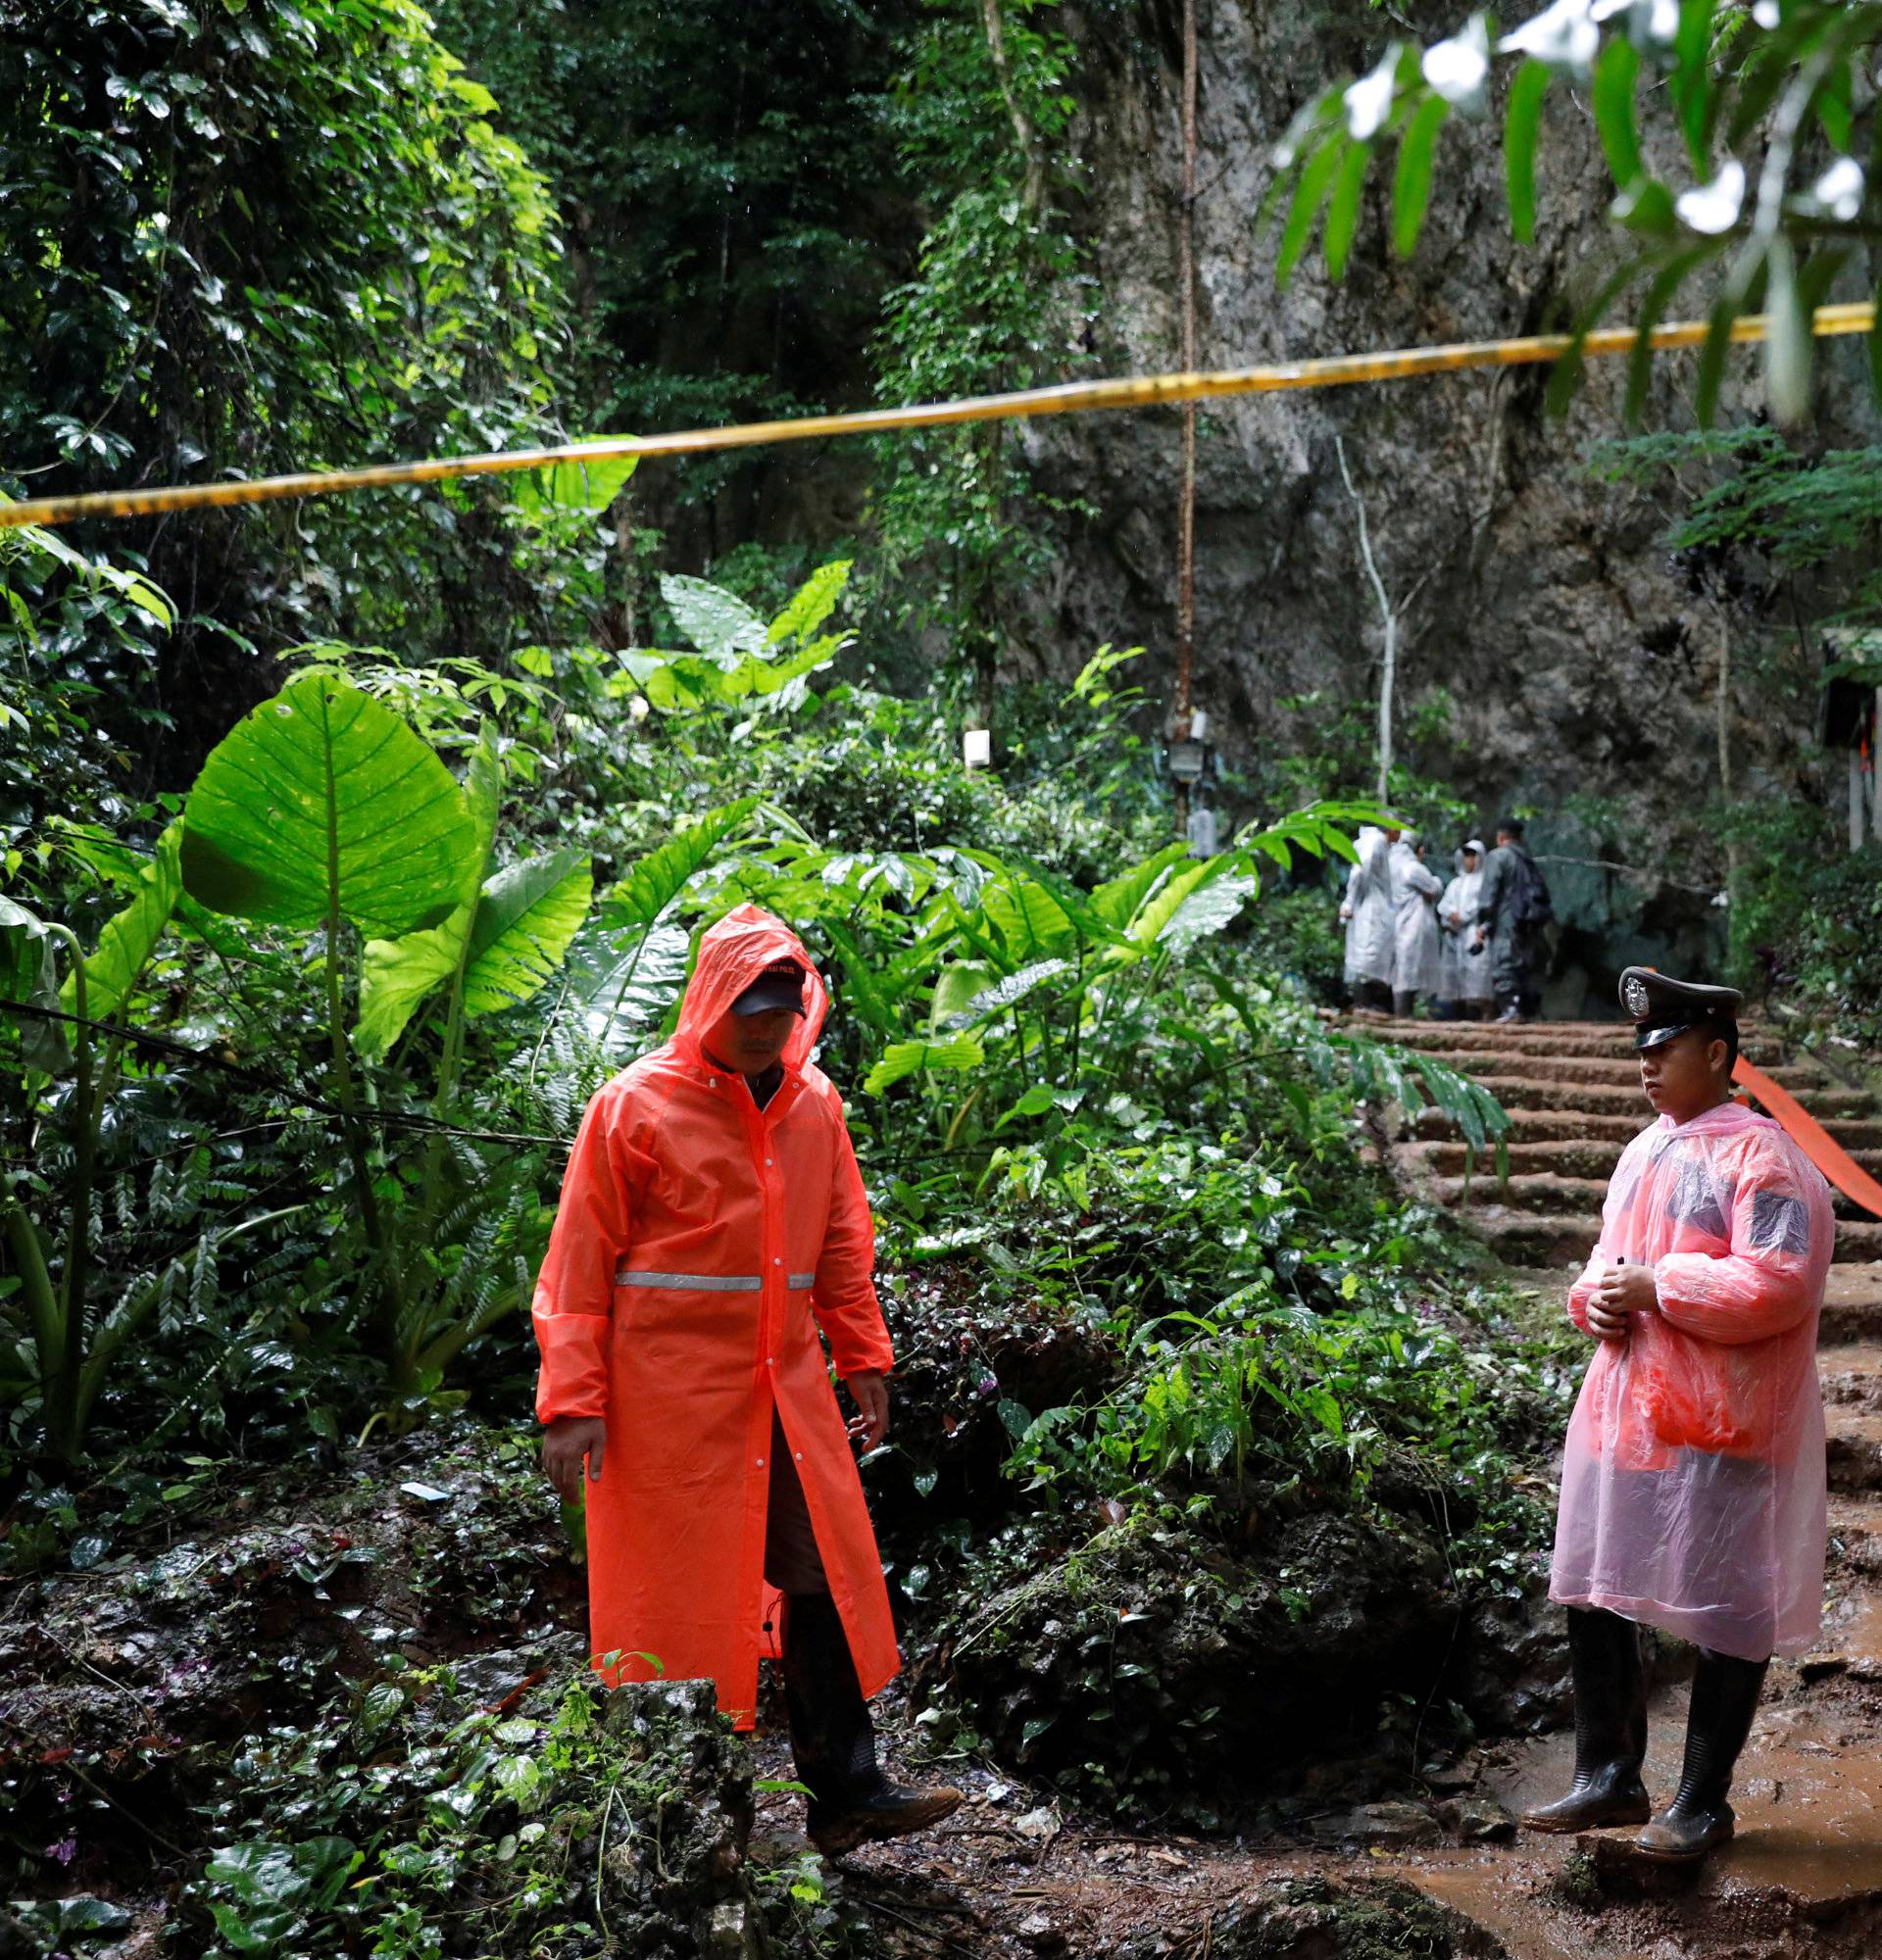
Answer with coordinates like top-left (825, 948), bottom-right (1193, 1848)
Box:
top-left (0, 0), bottom-right (569, 757)
top-left (431, 0), bottom-right (909, 507)
top-left (1591, 424), bottom-right (1882, 622)
top-left (183, 1663), bottom-right (754, 1960)
top-left (869, 1), bottom-right (1095, 699)
top-left (181, 678), bottom-right (479, 940)
top-left (1267, 2), bottom-right (1882, 423)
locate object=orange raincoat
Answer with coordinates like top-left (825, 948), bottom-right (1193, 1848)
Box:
top-left (532, 906), bottom-right (899, 1728)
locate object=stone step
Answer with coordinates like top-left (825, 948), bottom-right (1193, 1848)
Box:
top-left (1462, 1075), bottom-right (1877, 1118)
top-left (1823, 1270), bottom-right (1882, 1343)
top-left (1417, 1051), bottom-right (1846, 1095)
top-left (1407, 1139), bottom-right (1622, 1180)
top-left (1414, 1139), bottom-right (1882, 1198)
top-left (1380, 1023), bottom-right (1791, 1065)
top-left (1459, 1212), bottom-right (1603, 1265)
top-left (1411, 1105), bottom-right (1882, 1152)
top-left (1826, 1408), bottom-right (1882, 1494)
top-left (1460, 1212), bottom-right (1882, 1272)
top-left (1432, 1173), bottom-right (1611, 1216)
top-left (1819, 1344), bottom-right (1882, 1412)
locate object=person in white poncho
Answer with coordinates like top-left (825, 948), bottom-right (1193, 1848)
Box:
top-left (1339, 824), bottom-right (1397, 1015)
top-left (1388, 830), bottom-right (1442, 1018)
top-left (1438, 840), bottom-right (1494, 1020)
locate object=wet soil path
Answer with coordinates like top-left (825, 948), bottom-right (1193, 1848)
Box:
top-left (776, 1018), bottom-right (1882, 1960)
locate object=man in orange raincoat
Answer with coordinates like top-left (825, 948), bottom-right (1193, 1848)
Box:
top-left (532, 905), bottom-right (962, 1855)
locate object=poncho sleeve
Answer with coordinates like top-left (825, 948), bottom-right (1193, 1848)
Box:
top-left (1652, 1141), bottom-right (1829, 1347)
top-left (1565, 1247), bottom-right (1607, 1336)
top-left (532, 1082), bottom-right (658, 1421)
top-left (812, 1095), bottom-right (895, 1378)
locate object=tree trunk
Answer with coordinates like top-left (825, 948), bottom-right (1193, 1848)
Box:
top-left (979, 0), bottom-right (1046, 215)
top-left (1335, 436), bottom-right (1397, 808)
top-left (1172, 0), bottom-right (1199, 835)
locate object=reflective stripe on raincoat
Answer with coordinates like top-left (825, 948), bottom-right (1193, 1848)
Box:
top-left (1550, 1102), bottom-right (1834, 1660)
top-left (532, 904), bottom-right (899, 1728)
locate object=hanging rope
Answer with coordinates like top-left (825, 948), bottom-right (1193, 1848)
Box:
top-left (1, 302), bottom-right (1873, 533)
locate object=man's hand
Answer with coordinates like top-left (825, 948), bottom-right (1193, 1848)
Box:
top-left (1587, 1263), bottom-right (1657, 1343)
top-left (844, 1370), bottom-right (890, 1451)
top-left (543, 1416), bottom-right (607, 1501)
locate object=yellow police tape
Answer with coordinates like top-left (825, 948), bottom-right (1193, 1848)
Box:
top-left (2, 301), bottom-right (1874, 532)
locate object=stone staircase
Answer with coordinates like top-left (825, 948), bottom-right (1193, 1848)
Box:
top-left (1388, 1020), bottom-right (1882, 1267)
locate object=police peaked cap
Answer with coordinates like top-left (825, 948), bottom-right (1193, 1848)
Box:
top-left (1617, 966), bottom-right (1742, 1052)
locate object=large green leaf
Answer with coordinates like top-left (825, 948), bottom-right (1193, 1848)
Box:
top-left (180, 676), bottom-right (477, 938)
top-left (1091, 844), bottom-right (1190, 929)
top-left (661, 574), bottom-right (768, 662)
top-left (571, 918), bottom-right (693, 1061)
top-left (863, 1035), bottom-right (985, 1095)
top-left (627, 634), bottom-right (848, 711)
top-left (59, 822), bottom-right (182, 1024)
top-left (462, 848), bottom-right (593, 1017)
top-left (928, 959), bottom-right (999, 1034)
top-left (604, 799), bottom-right (759, 926)
top-left (356, 920), bottom-right (464, 1061)
top-left (0, 892), bottom-right (67, 1071)
top-left (1504, 59), bottom-right (1551, 244)
top-left (355, 732), bottom-right (500, 1059)
top-left (977, 870), bottom-right (1076, 963)
top-left (1126, 855), bottom-right (1247, 951)
top-left (956, 958), bottom-right (1072, 1027)
top-left (1155, 870), bottom-right (1260, 956)
top-left (513, 439), bottom-right (638, 519)
top-left (768, 560), bottom-right (852, 646)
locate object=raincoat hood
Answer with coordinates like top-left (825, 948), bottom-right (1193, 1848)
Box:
top-left (674, 906), bottom-right (828, 1071)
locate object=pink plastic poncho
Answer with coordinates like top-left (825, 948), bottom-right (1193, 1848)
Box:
top-left (1550, 1101), bottom-right (1835, 1661)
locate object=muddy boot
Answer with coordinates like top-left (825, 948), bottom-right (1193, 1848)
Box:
top-left (782, 1592), bottom-right (963, 1857)
top-left (1522, 1607), bottom-right (1651, 1833)
top-left (1635, 1648), bottom-right (1769, 1862)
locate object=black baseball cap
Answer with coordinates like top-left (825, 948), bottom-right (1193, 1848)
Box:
top-left (1618, 965), bottom-right (1742, 1053)
top-left (731, 959), bottom-right (806, 1017)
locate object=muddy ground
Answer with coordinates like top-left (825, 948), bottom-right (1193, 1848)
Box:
top-left (8, 1365), bottom-right (1882, 1960)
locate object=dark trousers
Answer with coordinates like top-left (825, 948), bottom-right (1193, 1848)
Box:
top-left (764, 1411), bottom-right (829, 1595)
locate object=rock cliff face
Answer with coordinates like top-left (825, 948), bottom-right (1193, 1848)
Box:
top-left (1020, 0), bottom-right (1879, 987)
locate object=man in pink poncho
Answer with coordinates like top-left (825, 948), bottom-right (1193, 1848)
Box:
top-left (1522, 967), bottom-right (1834, 1862)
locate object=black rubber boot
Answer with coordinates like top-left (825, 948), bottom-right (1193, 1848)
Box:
top-left (782, 1592), bottom-right (963, 1857)
top-left (1635, 1647), bottom-right (1769, 1862)
top-left (1522, 1607), bottom-right (1651, 1833)
top-left (1392, 989), bottom-right (1417, 1020)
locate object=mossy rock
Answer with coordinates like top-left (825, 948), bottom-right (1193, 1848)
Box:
top-left (1121, 1877), bottom-right (1510, 1959)
top-left (940, 1508), bottom-right (1456, 1807)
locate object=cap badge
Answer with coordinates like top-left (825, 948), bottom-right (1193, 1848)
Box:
top-left (1622, 975), bottom-right (1652, 1017)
